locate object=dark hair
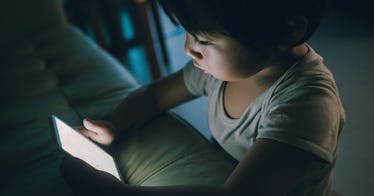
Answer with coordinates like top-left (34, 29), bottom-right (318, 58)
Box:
top-left (158, 0), bottom-right (330, 49)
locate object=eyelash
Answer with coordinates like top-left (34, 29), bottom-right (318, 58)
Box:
top-left (192, 35), bottom-right (211, 45)
top-left (189, 32), bottom-right (212, 45)
top-left (197, 40), bottom-right (211, 45)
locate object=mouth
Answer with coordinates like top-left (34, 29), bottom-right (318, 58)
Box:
top-left (193, 60), bottom-right (205, 70)
top-left (193, 60), bottom-right (200, 67)
top-left (193, 60), bottom-right (209, 74)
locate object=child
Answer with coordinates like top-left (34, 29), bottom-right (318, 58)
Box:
top-left (61, 0), bottom-right (345, 195)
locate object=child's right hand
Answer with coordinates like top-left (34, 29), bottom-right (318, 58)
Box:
top-left (78, 118), bottom-right (117, 145)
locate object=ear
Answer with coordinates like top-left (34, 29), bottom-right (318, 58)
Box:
top-left (278, 15), bottom-right (308, 51)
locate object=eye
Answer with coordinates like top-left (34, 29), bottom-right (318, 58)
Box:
top-left (197, 40), bottom-right (212, 45)
top-left (189, 32), bottom-right (213, 45)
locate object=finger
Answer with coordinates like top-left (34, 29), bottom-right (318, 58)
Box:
top-left (80, 128), bottom-right (94, 138)
top-left (74, 125), bottom-right (95, 139)
top-left (82, 118), bottom-right (115, 145)
top-left (74, 125), bottom-right (85, 131)
top-left (83, 119), bottom-right (105, 135)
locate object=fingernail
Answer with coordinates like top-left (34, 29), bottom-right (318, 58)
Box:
top-left (84, 118), bottom-right (94, 122)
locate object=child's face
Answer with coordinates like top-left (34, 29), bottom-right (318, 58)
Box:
top-left (184, 32), bottom-right (271, 82)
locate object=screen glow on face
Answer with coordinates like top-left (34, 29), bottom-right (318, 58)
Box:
top-left (54, 117), bottom-right (122, 181)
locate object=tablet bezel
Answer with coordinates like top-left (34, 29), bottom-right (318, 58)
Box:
top-left (49, 115), bottom-right (124, 182)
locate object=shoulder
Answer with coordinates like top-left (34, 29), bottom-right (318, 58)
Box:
top-left (258, 48), bottom-right (345, 163)
top-left (268, 46), bottom-right (343, 115)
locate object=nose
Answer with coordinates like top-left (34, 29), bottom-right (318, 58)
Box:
top-left (184, 34), bottom-right (203, 60)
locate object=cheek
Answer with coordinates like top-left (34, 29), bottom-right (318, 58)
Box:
top-left (219, 54), bottom-right (249, 73)
top-left (206, 56), bottom-right (245, 80)
top-left (205, 53), bottom-right (229, 72)
top-left (226, 49), bottom-right (264, 77)
top-left (201, 47), bottom-right (259, 81)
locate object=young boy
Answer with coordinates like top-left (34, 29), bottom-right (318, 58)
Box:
top-left (62, 0), bottom-right (345, 195)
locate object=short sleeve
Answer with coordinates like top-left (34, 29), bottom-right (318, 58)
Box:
top-left (258, 79), bottom-right (345, 163)
top-left (183, 60), bottom-right (212, 96)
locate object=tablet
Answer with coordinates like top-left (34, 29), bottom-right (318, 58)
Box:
top-left (49, 115), bottom-right (123, 182)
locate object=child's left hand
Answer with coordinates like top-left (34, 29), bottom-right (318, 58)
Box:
top-left (60, 153), bottom-right (125, 196)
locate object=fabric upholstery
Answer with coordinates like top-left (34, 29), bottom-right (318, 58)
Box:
top-left (0, 0), bottom-right (67, 44)
top-left (0, 24), bottom-right (139, 195)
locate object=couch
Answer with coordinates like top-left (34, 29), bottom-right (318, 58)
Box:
top-left (0, 0), bottom-right (235, 195)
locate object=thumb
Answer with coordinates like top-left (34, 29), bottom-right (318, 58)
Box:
top-left (83, 118), bottom-right (106, 135)
top-left (81, 118), bottom-right (116, 145)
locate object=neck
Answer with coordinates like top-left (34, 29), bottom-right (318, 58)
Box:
top-left (244, 43), bottom-right (309, 86)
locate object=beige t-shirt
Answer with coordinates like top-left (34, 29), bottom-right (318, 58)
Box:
top-left (183, 45), bottom-right (345, 195)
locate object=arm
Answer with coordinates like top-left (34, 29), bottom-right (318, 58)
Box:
top-left (108, 69), bottom-right (197, 134)
top-left (80, 69), bottom-right (198, 145)
top-left (61, 138), bottom-right (327, 196)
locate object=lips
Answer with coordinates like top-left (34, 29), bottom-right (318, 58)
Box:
top-left (193, 60), bottom-right (205, 70)
top-left (193, 60), bottom-right (201, 68)
top-left (193, 60), bottom-right (210, 75)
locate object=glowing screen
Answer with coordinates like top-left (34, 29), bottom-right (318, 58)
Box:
top-left (52, 116), bottom-right (122, 181)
